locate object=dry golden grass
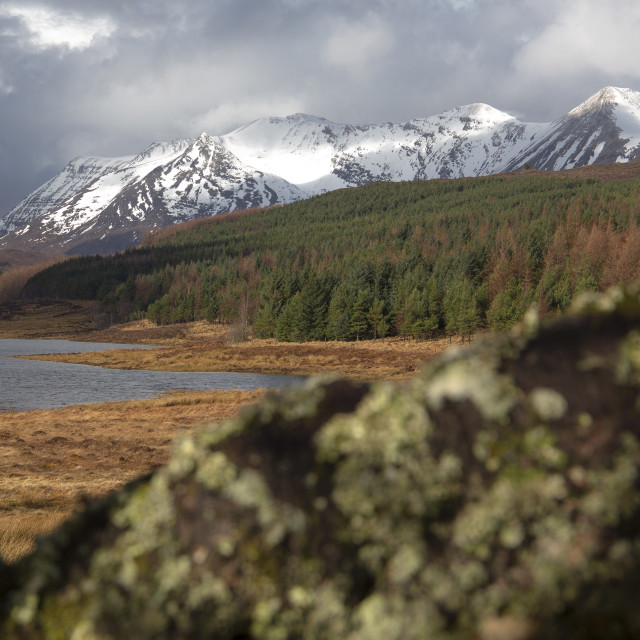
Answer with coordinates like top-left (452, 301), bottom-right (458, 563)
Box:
top-left (21, 318), bottom-right (468, 381)
top-left (0, 512), bottom-right (68, 564)
top-left (0, 389), bottom-right (264, 564)
top-left (1, 303), bottom-right (469, 381)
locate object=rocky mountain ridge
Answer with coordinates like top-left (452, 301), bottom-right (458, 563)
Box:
top-left (2, 86), bottom-right (640, 255)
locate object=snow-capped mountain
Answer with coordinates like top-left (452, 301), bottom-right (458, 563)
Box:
top-left (504, 87), bottom-right (640, 171)
top-left (1, 155), bottom-right (133, 236)
top-left (223, 105), bottom-right (544, 190)
top-left (16, 134), bottom-right (306, 254)
top-left (2, 86), bottom-right (640, 255)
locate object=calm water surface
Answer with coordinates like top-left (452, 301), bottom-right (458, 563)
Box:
top-left (0, 339), bottom-right (304, 412)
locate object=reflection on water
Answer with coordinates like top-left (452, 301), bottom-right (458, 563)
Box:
top-left (0, 339), bottom-right (304, 412)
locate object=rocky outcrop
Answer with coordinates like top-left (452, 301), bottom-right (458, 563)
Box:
top-left (3, 287), bottom-right (640, 639)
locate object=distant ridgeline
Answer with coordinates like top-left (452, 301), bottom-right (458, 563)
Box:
top-left (22, 172), bottom-right (640, 340)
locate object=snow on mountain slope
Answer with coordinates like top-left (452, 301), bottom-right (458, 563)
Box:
top-left (28, 139), bottom-right (194, 235)
top-left (223, 114), bottom-right (342, 187)
top-left (3, 86), bottom-right (640, 256)
top-left (4, 135), bottom-right (307, 254)
top-left (327, 106), bottom-right (544, 185)
top-left (0, 155), bottom-right (133, 235)
top-left (1, 139), bottom-right (193, 238)
top-left (505, 87), bottom-right (640, 171)
top-left (222, 105), bottom-right (545, 192)
top-left (91, 133), bottom-right (307, 228)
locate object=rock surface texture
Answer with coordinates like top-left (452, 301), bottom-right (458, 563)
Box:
top-left (3, 287), bottom-right (640, 639)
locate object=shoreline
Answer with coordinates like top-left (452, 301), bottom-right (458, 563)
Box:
top-left (0, 302), bottom-right (471, 382)
top-left (16, 336), bottom-right (451, 381)
top-left (4, 321), bottom-right (466, 384)
top-left (0, 301), bottom-right (470, 563)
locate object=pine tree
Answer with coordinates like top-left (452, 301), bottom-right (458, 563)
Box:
top-left (444, 275), bottom-right (480, 340)
top-left (327, 283), bottom-right (353, 341)
top-left (539, 266), bottom-right (573, 312)
top-left (276, 292), bottom-right (304, 342)
top-left (488, 278), bottom-right (527, 330)
top-left (299, 275), bottom-right (332, 341)
top-left (253, 271), bottom-right (285, 338)
top-left (350, 289), bottom-right (371, 341)
top-left (424, 276), bottom-right (441, 335)
top-left (368, 297), bottom-right (388, 340)
top-left (400, 288), bottom-right (426, 339)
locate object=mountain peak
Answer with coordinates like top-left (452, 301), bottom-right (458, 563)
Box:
top-left (194, 132), bottom-right (225, 149)
top-left (600, 86), bottom-right (626, 100)
top-left (441, 102), bottom-right (516, 125)
top-left (569, 86), bottom-right (640, 117)
top-left (282, 113), bottom-right (338, 125)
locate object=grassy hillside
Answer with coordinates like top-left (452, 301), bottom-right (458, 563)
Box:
top-left (21, 164), bottom-right (640, 340)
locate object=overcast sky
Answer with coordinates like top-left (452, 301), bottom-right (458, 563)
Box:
top-left (1, 0), bottom-right (639, 215)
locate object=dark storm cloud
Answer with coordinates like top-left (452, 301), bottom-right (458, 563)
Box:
top-left (1, 0), bottom-right (639, 214)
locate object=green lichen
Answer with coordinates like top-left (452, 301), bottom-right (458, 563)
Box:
top-left (528, 388), bottom-right (568, 422)
top-left (420, 349), bottom-right (519, 423)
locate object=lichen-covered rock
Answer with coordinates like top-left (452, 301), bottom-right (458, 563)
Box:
top-left (3, 287), bottom-right (640, 639)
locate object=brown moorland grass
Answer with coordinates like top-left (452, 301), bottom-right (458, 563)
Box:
top-left (0, 389), bottom-right (265, 564)
top-left (18, 318), bottom-right (467, 381)
top-left (0, 300), bottom-right (96, 338)
top-left (20, 334), bottom-right (458, 380)
top-left (0, 512), bottom-right (68, 565)
top-left (0, 304), bottom-right (466, 562)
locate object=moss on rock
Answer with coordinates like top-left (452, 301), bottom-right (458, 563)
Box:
top-left (3, 287), bottom-right (640, 638)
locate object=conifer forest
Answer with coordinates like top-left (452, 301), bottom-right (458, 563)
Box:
top-left (23, 173), bottom-right (640, 341)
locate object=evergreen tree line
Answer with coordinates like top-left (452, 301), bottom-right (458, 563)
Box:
top-left (23, 174), bottom-right (640, 340)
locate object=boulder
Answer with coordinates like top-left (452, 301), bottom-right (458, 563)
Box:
top-left (2, 287), bottom-right (640, 639)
